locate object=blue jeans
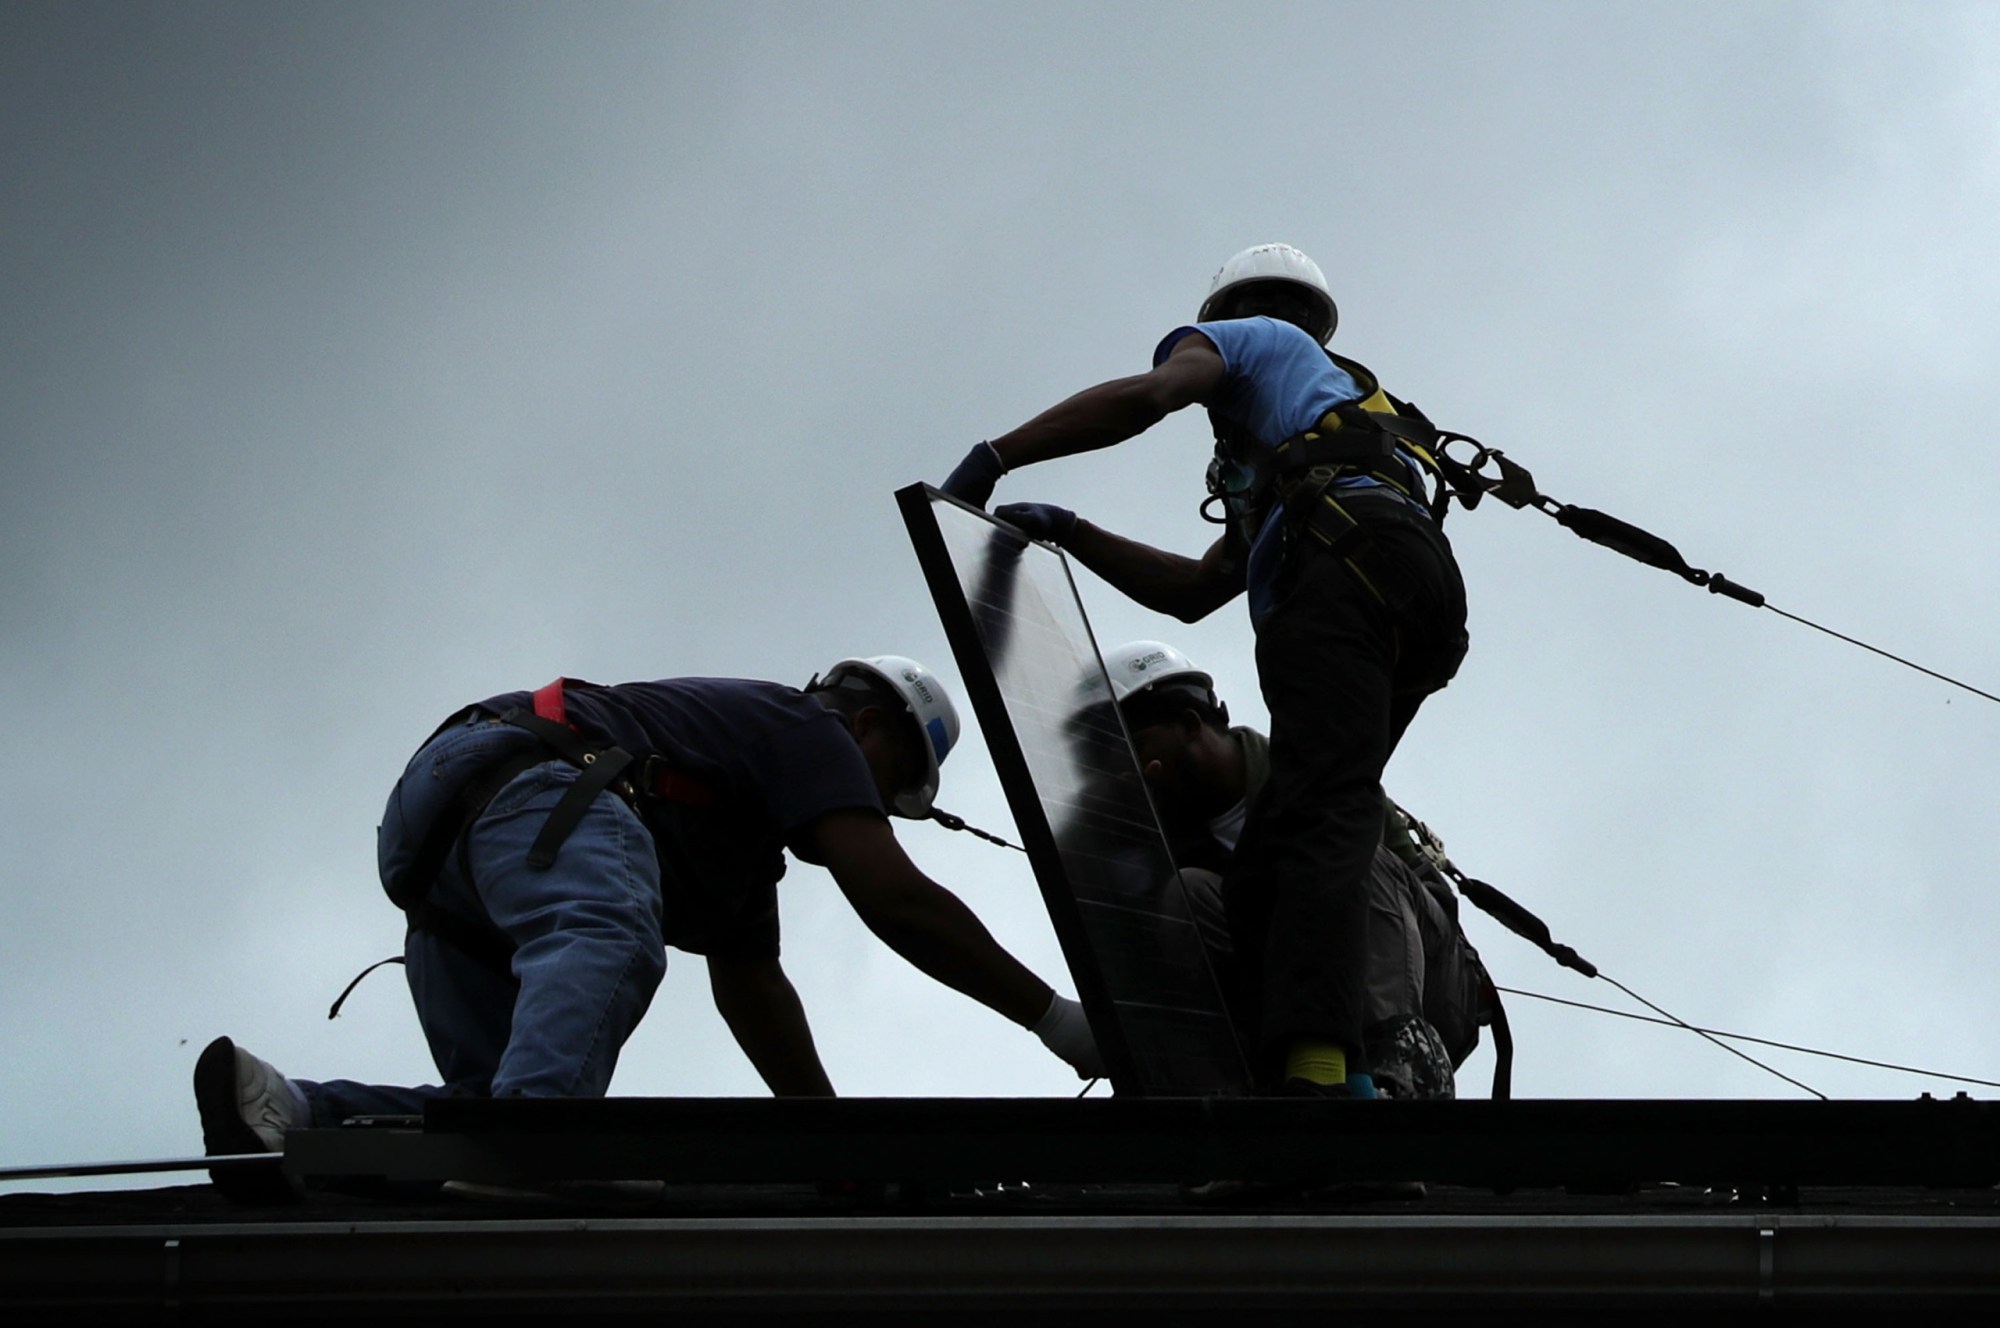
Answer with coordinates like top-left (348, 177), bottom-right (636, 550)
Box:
top-left (297, 716), bottom-right (667, 1125)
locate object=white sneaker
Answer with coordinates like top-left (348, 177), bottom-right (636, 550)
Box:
top-left (194, 1036), bottom-right (306, 1202)
top-left (194, 1036), bottom-right (303, 1151)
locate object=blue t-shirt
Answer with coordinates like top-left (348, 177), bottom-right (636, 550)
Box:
top-left (1155, 316), bottom-right (1426, 623)
top-left (1156, 316), bottom-right (1361, 446)
top-left (475, 677), bottom-right (884, 958)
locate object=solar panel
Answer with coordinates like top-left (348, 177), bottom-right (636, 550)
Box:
top-left (898, 484), bottom-right (1251, 1096)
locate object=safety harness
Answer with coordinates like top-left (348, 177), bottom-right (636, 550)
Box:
top-left (1204, 353), bottom-right (1436, 517)
top-left (1209, 350), bottom-right (1772, 612)
top-left (1203, 352), bottom-right (1480, 609)
top-left (342, 680), bottom-right (717, 1006)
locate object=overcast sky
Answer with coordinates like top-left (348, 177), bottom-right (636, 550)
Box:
top-left (6, 1), bottom-right (2000, 1184)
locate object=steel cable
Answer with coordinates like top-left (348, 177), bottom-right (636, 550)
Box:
top-left (1499, 985), bottom-right (2000, 1091)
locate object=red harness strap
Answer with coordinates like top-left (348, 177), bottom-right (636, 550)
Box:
top-left (652, 768), bottom-right (716, 807)
top-left (530, 676), bottom-right (713, 807)
top-left (531, 677), bottom-right (568, 725)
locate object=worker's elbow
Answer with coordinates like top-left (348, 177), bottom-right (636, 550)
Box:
top-left (1173, 591), bottom-right (1232, 624)
top-left (1129, 378), bottom-right (1189, 427)
top-left (1173, 572), bottom-right (1239, 622)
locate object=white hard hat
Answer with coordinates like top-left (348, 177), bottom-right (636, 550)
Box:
top-left (1198, 242), bottom-right (1338, 344)
top-left (822, 655), bottom-right (961, 818)
top-left (1100, 640), bottom-right (1216, 708)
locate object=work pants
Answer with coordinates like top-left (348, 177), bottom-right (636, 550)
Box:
top-left (296, 716), bottom-right (667, 1125)
top-left (1223, 500), bottom-right (1467, 1084)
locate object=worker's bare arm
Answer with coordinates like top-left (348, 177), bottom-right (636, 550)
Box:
top-left (805, 809), bottom-right (1052, 1028)
top-left (1064, 526), bottom-right (1245, 623)
top-left (707, 955), bottom-right (836, 1096)
top-left (986, 332), bottom-right (1224, 472)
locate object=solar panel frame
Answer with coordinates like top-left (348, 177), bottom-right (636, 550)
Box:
top-left (898, 483), bottom-right (1251, 1097)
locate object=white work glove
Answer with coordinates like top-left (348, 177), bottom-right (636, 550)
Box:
top-left (1032, 992), bottom-right (1106, 1080)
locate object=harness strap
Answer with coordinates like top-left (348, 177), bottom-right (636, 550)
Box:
top-left (1291, 488), bottom-right (1395, 609)
top-left (1486, 980), bottom-right (1514, 1100)
top-left (495, 703), bottom-right (636, 870)
top-left (1291, 487), bottom-right (1477, 698)
top-left (531, 676), bottom-right (567, 725)
top-left (525, 678), bottom-right (719, 807)
top-left (1264, 386), bottom-right (1440, 520)
top-left (1296, 488), bottom-right (1374, 557)
top-left (1270, 405), bottom-right (1399, 471)
top-left (330, 904), bottom-right (523, 1008)
top-left (393, 680), bottom-right (709, 971)
top-left (636, 756), bottom-right (717, 807)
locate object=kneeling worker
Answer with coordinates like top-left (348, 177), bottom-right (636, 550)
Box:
top-left (197, 658), bottom-right (1101, 1195)
top-left (1104, 641), bottom-right (1469, 1099)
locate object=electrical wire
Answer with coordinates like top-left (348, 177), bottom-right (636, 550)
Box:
top-left (1498, 985), bottom-right (2000, 1091)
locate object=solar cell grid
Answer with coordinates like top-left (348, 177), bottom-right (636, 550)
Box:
top-left (898, 484), bottom-right (1250, 1096)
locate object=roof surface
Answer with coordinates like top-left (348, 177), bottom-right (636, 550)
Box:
top-left (8, 1096), bottom-right (2000, 1317)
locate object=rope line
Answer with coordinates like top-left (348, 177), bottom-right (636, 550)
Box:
top-left (1588, 974), bottom-right (1825, 1099)
top-left (1448, 442), bottom-right (2000, 707)
top-left (1762, 605), bottom-right (2000, 707)
top-left (1499, 985), bottom-right (2000, 1090)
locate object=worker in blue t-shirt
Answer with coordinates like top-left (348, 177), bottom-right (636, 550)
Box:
top-left (195, 657), bottom-right (1101, 1199)
top-left (940, 245), bottom-right (1469, 1098)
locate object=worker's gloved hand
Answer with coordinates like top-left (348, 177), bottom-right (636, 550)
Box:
top-left (994, 502), bottom-right (1076, 547)
top-left (940, 441), bottom-right (1006, 509)
top-left (1032, 992), bottom-right (1105, 1080)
